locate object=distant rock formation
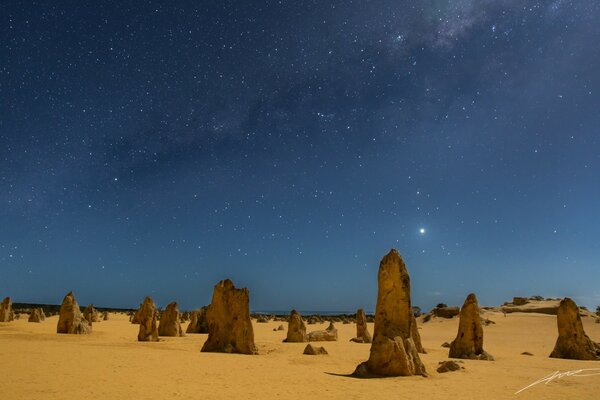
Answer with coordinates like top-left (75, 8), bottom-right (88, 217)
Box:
top-left (137, 297), bottom-right (159, 342)
top-left (549, 298), bottom-right (600, 360)
top-left (103, 311), bottom-right (109, 320)
top-left (0, 297), bottom-right (14, 322)
top-left (276, 324), bottom-right (285, 331)
top-left (57, 292), bottom-right (91, 334)
top-left (499, 297), bottom-right (591, 316)
top-left (512, 297), bottom-right (529, 306)
top-left (353, 249), bottom-right (427, 377)
top-left (350, 309), bottom-right (372, 343)
top-left (186, 306), bottom-right (209, 334)
top-left (432, 306), bottom-right (460, 319)
top-left (83, 304), bottom-right (101, 323)
top-left (256, 315), bottom-right (268, 323)
top-left (28, 307), bottom-right (46, 323)
top-left (158, 301), bottom-right (184, 337)
top-left (303, 344), bottom-right (328, 355)
top-left (284, 309), bottom-right (307, 342)
top-left (308, 322), bottom-right (338, 342)
top-left (201, 279), bottom-right (257, 354)
top-left (448, 293), bottom-right (493, 360)
top-left (411, 314), bottom-right (426, 353)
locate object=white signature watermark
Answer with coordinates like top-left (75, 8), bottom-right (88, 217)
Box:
top-left (515, 368), bottom-right (600, 394)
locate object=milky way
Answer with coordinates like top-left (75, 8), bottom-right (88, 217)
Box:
top-left (1, 1), bottom-right (599, 311)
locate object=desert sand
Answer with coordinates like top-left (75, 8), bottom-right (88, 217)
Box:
top-left (1, 309), bottom-right (599, 399)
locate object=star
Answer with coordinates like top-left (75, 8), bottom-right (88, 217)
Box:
top-left (419, 228), bottom-right (426, 235)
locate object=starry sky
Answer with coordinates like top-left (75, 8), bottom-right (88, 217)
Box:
top-left (2, 1), bottom-right (599, 312)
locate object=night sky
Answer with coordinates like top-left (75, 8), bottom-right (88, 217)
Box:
top-left (2, 1), bottom-right (599, 312)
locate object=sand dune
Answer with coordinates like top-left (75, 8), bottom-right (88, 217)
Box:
top-left (1, 310), bottom-right (599, 399)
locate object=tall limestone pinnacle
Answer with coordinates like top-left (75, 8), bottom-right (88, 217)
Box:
top-left (0, 297), bottom-right (14, 322)
top-left (284, 309), bottom-right (307, 342)
top-left (158, 301), bottom-right (184, 337)
top-left (448, 293), bottom-right (493, 360)
top-left (201, 279), bottom-right (257, 354)
top-left (353, 249), bottom-right (427, 377)
top-left (56, 292), bottom-right (91, 334)
top-left (137, 296), bottom-right (159, 342)
top-left (550, 297), bottom-right (600, 360)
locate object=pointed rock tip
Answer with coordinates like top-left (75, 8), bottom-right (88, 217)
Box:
top-left (219, 278), bottom-right (235, 289)
top-left (559, 297), bottom-right (577, 309)
top-left (465, 293), bottom-right (478, 304)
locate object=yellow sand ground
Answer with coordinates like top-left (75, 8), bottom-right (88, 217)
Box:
top-left (1, 310), bottom-right (599, 399)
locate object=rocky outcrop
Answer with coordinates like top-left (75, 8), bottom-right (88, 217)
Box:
top-left (350, 309), bottom-right (372, 343)
top-left (437, 360), bottom-right (463, 373)
top-left (432, 306), bottom-right (460, 319)
top-left (512, 297), bottom-right (529, 306)
top-left (284, 309), bottom-right (307, 342)
top-left (303, 344), bottom-right (328, 355)
top-left (499, 298), bottom-right (595, 316)
top-left (201, 279), bottom-right (257, 354)
top-left (549, 298), bottom-right (600, 360)
top-left (308, 322), bottom-right (338, 342)
top-left (57, 292), bottom-right (91, 334)
top-left (103, 311), bottom-right (109, 320)
top-left (186, 306), bottom-right (209, 334)
top-left (83, 304), bottom-right (101, 323)
top-left (137, 297), bottom-right (159, 342)
top-left (448, 293), bottom-right (493, 360)
top-left (158, 301), bottom-right (184, 337)
top-left (353, 249), bottom-right (427, 377)
top-left (28, 308), bottom-right (46, 323)
top-left (0, 297), bottom-right (14, 322)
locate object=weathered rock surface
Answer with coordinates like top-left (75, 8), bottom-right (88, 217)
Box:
top-left (284, 309), bottom-right (307, 342)
top-left (437, 360), bottom-right (463, 373)
top-left (449, 293), bottom-right (493, 360)
top-left (103, 311), bottom-right (109, 320)
top-left (350, 309), bottom-right (372, 343)
top-left (131, 304), bottom-right (143, 324)
top-left (57, 292), bottom-right (91, 334)
top-left (158, 301), bottom-right (184, 337)
top-left (0, 297), bottom-right (14, 322)
top-left (201, 279), bottom-right (257, 354)
top-left (137, 297), bottom-right (159, 342)
top-left (411, 314), bottom-right (426, 353)
top-left (308, 322), bottom-right (338, 342)
top-left (353, 249), bottom-right (427, 377)
top-left (28, 307), bottom-right (46, 323)
top-left (303, 344), bottom-right (328, 355)
top-left (186, 306), bottom-right (209, 334)
top-left (549, 297), bottom-right (600, 360)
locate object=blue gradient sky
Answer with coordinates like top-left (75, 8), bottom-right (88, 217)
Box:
top-left (1, 1), bottom-right (599, 311)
